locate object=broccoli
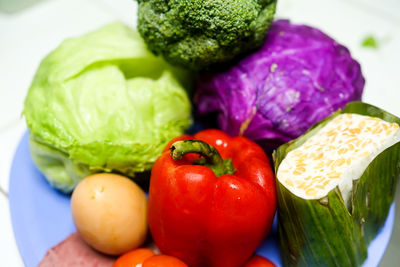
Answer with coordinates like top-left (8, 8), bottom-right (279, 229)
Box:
top-left (137, 0), bottom-right (277, 70)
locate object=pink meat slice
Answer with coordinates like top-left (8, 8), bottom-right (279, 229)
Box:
top-left (38, 232), bottom-right (117, 267)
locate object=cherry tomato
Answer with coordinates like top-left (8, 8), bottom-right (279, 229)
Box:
top-left (244, 255), bottom-right (276, 267)
top-left (143, 255), bottom-right (188, 267)
top-left (113, 248), bottom-right (187, 267)
top-left (113, 248), bottom-right (155, 267)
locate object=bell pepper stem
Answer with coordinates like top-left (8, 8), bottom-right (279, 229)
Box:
top-left (170, 140), bottom-right (236, 177)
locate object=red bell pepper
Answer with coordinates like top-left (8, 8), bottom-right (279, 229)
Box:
top-left (148, 129), bottom-right (276, 267)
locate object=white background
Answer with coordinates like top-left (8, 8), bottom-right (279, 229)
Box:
top-left (1, 0), bottom-right (400, 265)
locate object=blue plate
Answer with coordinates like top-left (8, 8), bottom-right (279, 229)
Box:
top-left (9, 132), bottom-right (395, 267)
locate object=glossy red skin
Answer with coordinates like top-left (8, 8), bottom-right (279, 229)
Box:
top-left (113, 248), bottom-right (155, 267)
top-left (149, 129), bottom-right (277, 267)
top-left (143, 255), bottom-right (188, 267)
top-left (244, 255), bottom-right (276, 267)
top-left (113, 248), bottom-right (188, 267)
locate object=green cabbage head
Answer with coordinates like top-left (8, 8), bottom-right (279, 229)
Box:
top-left (23, 23), bottom-right (192, 193)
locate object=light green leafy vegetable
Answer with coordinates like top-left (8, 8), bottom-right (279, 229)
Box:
top-left (361, 35), bottom-right (378, 49)
top-left (24, 22), bottom-right (192, 193)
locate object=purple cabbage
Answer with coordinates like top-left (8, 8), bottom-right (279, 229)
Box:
top-left (195, 19), bottom-right (365, 152)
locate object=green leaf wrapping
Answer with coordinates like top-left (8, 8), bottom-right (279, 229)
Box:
top-left (273, 102), bottom-right (400, 266)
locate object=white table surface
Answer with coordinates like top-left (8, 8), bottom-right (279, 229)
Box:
top-left (1, 0), bottom-right (400, 265)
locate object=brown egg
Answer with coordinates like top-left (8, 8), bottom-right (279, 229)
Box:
top-left (71, 173), bottom-right (148, 255)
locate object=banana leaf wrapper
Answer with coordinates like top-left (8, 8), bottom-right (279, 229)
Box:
top-left (273, 102), bottom-right (400, 266)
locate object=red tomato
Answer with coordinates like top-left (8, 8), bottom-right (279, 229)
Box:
top-left (142, 255), bottom-right (188, 267)
top-left (113, 248), bottom-right (187, 267)
top-left (113, 248), bottom-right (155, 267)
top-left (244, 255), bottom-right (276, 267)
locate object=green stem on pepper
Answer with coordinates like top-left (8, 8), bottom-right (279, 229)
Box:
top-left (170, 140), bottom-right (236, 177)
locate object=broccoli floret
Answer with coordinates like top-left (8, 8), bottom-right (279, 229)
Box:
top-left (137, 0), bottom-right (277, 70)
